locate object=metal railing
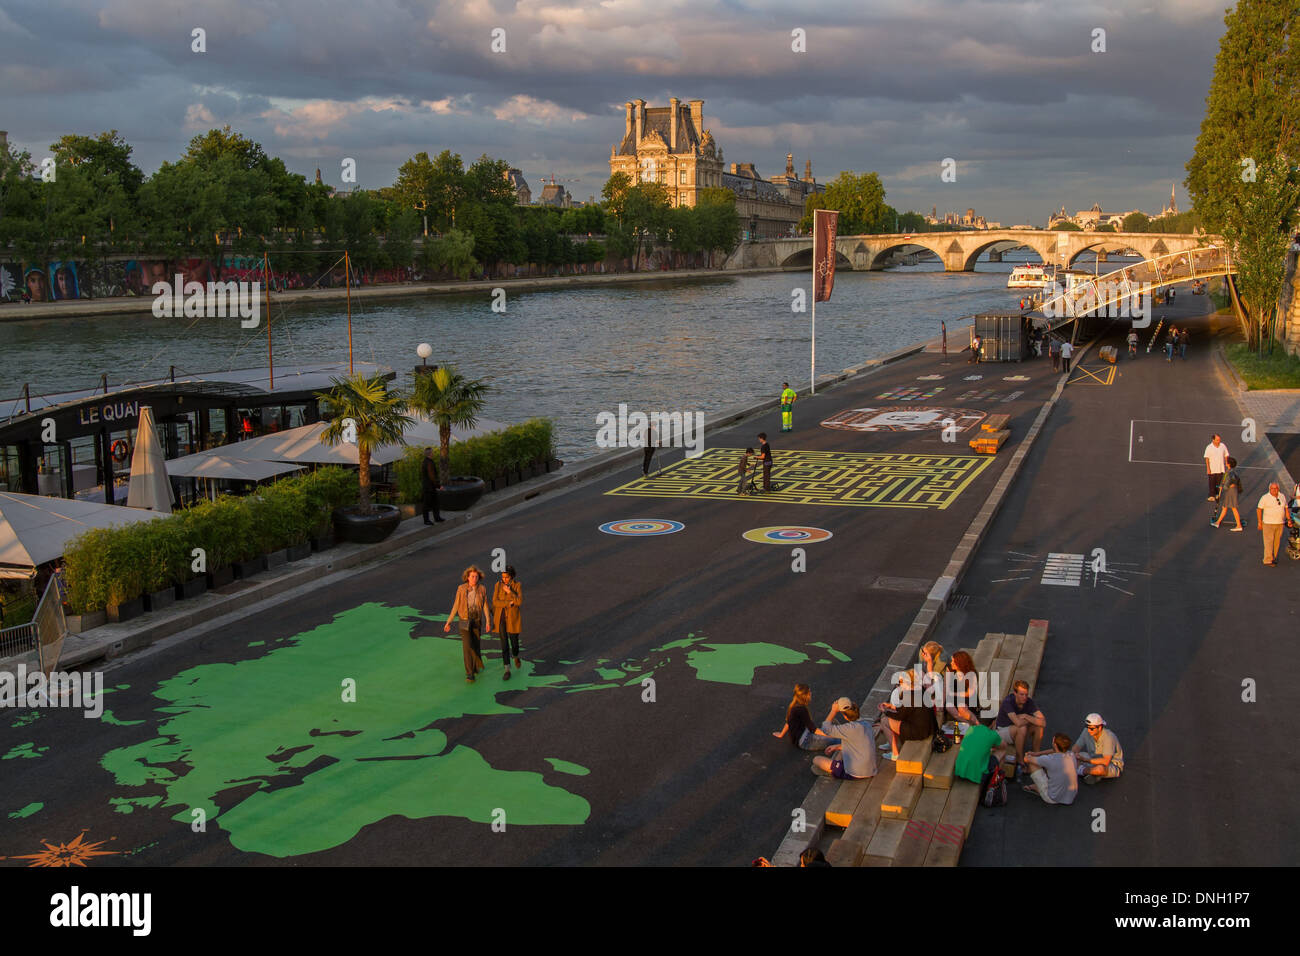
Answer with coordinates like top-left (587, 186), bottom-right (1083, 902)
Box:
top-left (0, 576), bottom-right (67, 669)
top-left (0, 620), bottom-right (38, 660)
top-left (1039, 245), bottom-right (1234, 319)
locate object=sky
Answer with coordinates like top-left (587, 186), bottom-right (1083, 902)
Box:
top-left (0, 0), bottom-right (1233, 226)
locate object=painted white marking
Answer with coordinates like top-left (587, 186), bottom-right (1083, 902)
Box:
top-left (1003, 375), bottom-right (1030, 382)
top-left (1128, 419), bottom-right (1134, 462)
top-left (1041, 552), bottom-right (1084, 587)
top-left (964, 374), bottom-right (984, 381)
top-left (1103, 583), bottom-right (1136, 596)
top-left (991, 576), bottom-right (1033, 583)
top-left (917, 374), bottom-right (944, 381)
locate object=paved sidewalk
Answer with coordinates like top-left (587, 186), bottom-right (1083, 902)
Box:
top-left (951, 298), bottom-right (1300, 865)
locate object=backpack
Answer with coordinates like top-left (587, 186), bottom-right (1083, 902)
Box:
top-left (981, 762), bottom-right (1008, 808)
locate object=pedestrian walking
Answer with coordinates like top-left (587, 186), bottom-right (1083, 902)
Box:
top-left (1257, 482), bottom-right (1294, 566)
top-left (1179, 328), bottom-right (1188, 360)
top-left (1203, 434), bottom-right (1230, 501)
top-left (757, 432), bottom-right (773, 492)
top-left (444, 565), bottom-right (492, 682)
top-left (780, 381), bottom-right (797, 432)
top-left (968, 333), bottom-right (982, 364)
top-left (1211, 457), bottom-right (1244, 531)
top-left (1127, 330), bottom-right (1138, 357)
top-left (1049, 336), bottom-right (1061, 371)
top-left (493, 566), bottom-right (523, 680)
top-left (941, 320), bottom-right (947, 357)
top-left (1060, 339), bottom-right (1074, 374)
top-left (1165, 326), bottom-right (1177, 361)
top-left (421, 447), bottom-right (446, 524)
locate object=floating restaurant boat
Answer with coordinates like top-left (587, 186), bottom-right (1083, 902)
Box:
top-left (1007, 264), bottom-right (1051, 289)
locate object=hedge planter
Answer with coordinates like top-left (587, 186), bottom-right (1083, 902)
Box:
top-left (144, 588), bottom-right (176, 614)
top-left (233, 556), bottom-right (266, 580)
top-left (333, 505), bottom-right (402, 544)
top-left (107, 596), bottom-right (145, 624)
top-left (439, 477), bottom-right (486, 511)
top-left (207, 565), bottom-right (235, 590)
top-left (311, 532), bottom-right (336, 553)
top-left (546, 458), bottom-right (563, 473)
top-left (175, 577), bottom-right (207, 601)
top-left (286, 542), bottom-right (312, 563)
top-left (265, 549), bottom-right (289, 571)
top-left (67, 610), bottom-right (107, 634)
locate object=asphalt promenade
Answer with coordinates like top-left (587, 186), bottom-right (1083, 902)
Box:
top-left (951, 296), bottom-right (1299, 865)
top-left (1, 333), bottom-right (1061, 867)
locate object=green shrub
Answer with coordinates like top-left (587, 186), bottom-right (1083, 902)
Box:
top-left (395, 447), bottom-right (425, 504)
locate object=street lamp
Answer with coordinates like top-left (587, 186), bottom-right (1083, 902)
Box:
top-left (414, 342), bottom-right (436, 380)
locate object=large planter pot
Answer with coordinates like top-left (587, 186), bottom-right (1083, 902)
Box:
top-left (67, 610), bottom-right (107, 634)
top-left (106, 596), bottom-right (145, 624)
top-left (175, 577), bottom-right (207, 601)
top-left (311, 532), bottom-right (336, 553)
top-left (439, 477), bottom-right (486, 512)
top-left (286, 542), bottom-right (312, 563)
top-left (333, 505), bottom-right (402, 543)
top-left (143, 587), bottom-right (175, 614)
top-left (207, 565), bottom-right (235, 590)
top-left (265, 548), bottom-right (289, 571)
top-left (233, 556), bottom-right (266, 579)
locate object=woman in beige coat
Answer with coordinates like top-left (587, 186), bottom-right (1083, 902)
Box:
top-left (493, 565), bottom-right (523, 680)
top-left (444, 565), bottom-right (491, 682)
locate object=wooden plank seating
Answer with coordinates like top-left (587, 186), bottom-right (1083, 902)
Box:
top-left (896, 739), bottom-right (931, 776)
top-left (970, 429), bottom-right (1011, 454)
top-left (981, 413), bottom-right (1010, 432)
top-left (810, 620), bottom-right (1050, 867)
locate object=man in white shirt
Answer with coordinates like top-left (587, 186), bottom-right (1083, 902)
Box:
top-left (1257, 481), bottom-right (1294, 566)
top-left (1060, 339), bottom-right (1074, 374)
top-left (1203, 434), bottom-right (1230, 501)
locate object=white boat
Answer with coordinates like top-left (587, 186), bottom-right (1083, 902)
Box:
top-left (1007, 264), bottom-right (1050, 288)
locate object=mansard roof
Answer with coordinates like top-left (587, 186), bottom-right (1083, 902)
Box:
top-left (616, 106), bottom-right (704, 156)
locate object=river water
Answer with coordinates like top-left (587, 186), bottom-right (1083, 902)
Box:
top-left (0, 253), bottom-right (1101, 461)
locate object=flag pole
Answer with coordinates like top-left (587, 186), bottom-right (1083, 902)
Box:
top-left (811, 285), bottom-right (816, 396)
top-left (264, 251), bottom-right (273, 390)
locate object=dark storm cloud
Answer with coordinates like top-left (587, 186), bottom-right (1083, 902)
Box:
top-left (0, 0), bottom-right (1228, 224)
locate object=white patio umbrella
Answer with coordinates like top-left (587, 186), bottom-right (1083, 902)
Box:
top-left (0, 492), bottom-right (167, 579)
top-left (126, 406), bottom-right (176, 513)
top-left (216, 415), bottom-right (506, 467)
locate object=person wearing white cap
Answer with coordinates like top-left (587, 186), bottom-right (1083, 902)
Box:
top-left (1071, 713), bottom-right (1124, 783)
top-left (812, 697), bottom-right (879, 780)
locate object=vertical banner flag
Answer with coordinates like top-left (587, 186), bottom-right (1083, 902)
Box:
top-left (810, 208), bottom-right (839, 394)
top-left (813, 208), bottom-right (839, 302)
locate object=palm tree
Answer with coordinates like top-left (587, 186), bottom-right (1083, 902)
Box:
top-left (316, 373), bottom-right (414, 513)
top-left (409, 365), bottom-right (491, 485)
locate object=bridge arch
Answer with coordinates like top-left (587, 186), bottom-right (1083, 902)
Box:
top-left (959, 237), bottom-right (1052, 271)
top-left (779, 247), bottom-right (854, 270)
top-left (861, 239), bottom-right (949, 271)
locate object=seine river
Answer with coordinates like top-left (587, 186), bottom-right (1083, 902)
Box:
top-left (0, 254), bottom-right (1086, 461)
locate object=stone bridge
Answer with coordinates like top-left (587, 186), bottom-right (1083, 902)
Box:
top-left (723, 230), bottom-right (1218, 273)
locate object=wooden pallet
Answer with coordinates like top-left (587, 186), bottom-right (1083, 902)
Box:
top-left (981, 413), bottom-right (1010, 432)
top-left (970, 429), bottom-right (1011, 454)
top-left (817, 620), bottom-right (1051, 867)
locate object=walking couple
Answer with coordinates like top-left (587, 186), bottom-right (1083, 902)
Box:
top-left (444, 565), bottom-right (524, 682)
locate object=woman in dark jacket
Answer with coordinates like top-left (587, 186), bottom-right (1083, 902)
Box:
top-left (877, 669), bottom-right (937, 760)
top-left (1212, 456), bottom-right (1244, 531)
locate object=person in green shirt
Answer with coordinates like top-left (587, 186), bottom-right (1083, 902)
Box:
top-left (954, 721), bottom-right (1007, 798)
top-left (780, 382), bottom-right (797, 432)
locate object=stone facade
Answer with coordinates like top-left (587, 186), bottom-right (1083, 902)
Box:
top-left (724, 153), bottom-right (824, 238)
top-left (505, 168), bottom-right (531, 205)
top-left (610, 98), bottom-right (724, 208)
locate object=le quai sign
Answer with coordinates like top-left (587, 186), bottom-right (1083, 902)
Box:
top-left (78, 400), bottom-right (140, 426)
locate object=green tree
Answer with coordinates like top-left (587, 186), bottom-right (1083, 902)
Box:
top-left (1051, 220), bottom-right (1082, 231)
top-left (797, 171), bottom-right (888, 234)
top-left (1121, 211), bottom-right (1151, 232)
top-left (395, 151), bottom-right (437, 235)
top-left (409, 365), bottom-right (491, 485)
top-left (898, 210), bottom-right (927, 232)
top-left (422, 228), bottom-right (478, 279)
top-left (316, 373), bottom-right (414, 514)
top-left (1186, 0), bottom-right (1300, 348)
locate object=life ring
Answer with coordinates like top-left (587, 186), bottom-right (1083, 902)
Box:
top-left (110, 439), bottom-right (129, 463)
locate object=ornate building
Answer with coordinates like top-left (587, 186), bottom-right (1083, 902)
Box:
top-left (504, 168), bottom-right (531, 205)
top-left (609, 98), bottom-right (724, 207)
top-left (723, 154), bottom-right (824, 238)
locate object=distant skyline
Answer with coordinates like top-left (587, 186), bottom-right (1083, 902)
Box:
top-left (1, 0), bottom-right (1230, 224)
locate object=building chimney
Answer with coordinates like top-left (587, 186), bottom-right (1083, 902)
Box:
top-left (635, 99), bottom-right (645, 142)
top-left (689, 99), bottom-right (704, 138)
top-left (625, 102), bottom-right (633, 142)
top-left (804, 158), bottom-right (812, 182)
top-left (730, 163), bottom-right (739, 175)
top-left (669, 97), bottom-right (679, 151)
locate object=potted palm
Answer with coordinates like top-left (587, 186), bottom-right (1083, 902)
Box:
top-left (317, 372), bottom-right (413, 543)
top-left (409, 364), bottom-right (491, 511)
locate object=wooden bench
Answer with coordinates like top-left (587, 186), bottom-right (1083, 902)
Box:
top-left (815, 620), bottom-right (1051, 867)
top-left (970, 429), bottom-right (1011, 454)
top-left (981, 413), bottom-right (1010, 432)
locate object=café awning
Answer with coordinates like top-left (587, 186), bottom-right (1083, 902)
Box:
top-left (0, 492), bottom-right (167, 577)
top-left (212, 416), bottom-right (506, 467)
top-left (164, 453), bottom-right (305, 482)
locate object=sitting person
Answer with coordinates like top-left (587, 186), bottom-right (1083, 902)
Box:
top-left (944, 650), bottom-right (983, 724)
top-left (876, 669), bottom-right (937, 760)
top-left (799, 848), bottom-right (832, 867)
top-left (1071, 712), bottom-right (1124, 783)
top-left (812, 697), bottom-right (879, 780)
top-left (772, 683), bottom-right (839, 752)
top-left (1022, 733), bottom-right (1079, 805)
top-left (953, 718), bottom-right (1007, 801)
top-left (994, 680), bottom-right (1046, 779)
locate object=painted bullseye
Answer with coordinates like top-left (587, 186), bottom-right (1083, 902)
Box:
top-left (599, 519), bottom-right (685, 536)
top-left (742, 526), bottom-right (833, 544)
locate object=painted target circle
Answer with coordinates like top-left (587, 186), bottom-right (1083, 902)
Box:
top-left (742, 526), bottom-right (834, 545)
top-left (599, 519), bottom-right (685, 536)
